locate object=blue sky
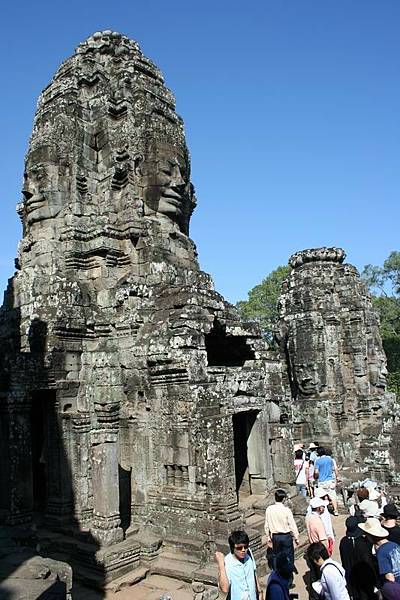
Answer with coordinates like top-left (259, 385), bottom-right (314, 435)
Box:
top-left (1, 1), bottom-right (399, 303)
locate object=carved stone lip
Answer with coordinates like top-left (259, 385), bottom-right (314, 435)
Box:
top-left (161, 189), bottom-right (182, 205)
top-left (25, 197), bottom-right (45, 211)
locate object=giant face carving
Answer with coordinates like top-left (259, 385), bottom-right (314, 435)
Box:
top-left (138, 142), bottom-right (195, 231)
top-left (21, 153), bottom-right (68, 226)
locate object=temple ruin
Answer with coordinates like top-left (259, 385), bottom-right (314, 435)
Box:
top-left (0, 31), bottom-right (398, 592)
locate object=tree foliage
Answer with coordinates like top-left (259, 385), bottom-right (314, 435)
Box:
top-left (362, 251), bottom-right (400, 397)
top-left (236, 265), bottom-right (291, 343)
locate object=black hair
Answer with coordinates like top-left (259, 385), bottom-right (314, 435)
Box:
top-left (275, 552), bottom-right (293, 580)
top-left (275, 489), bottom-right (287, 503)
top-left (228, 530), bottom-right (249, 553)
top-left (295, 449), bottom-right (303, 459)
top-left (306, 542), bottom-right (329, 563)
top-left (317, 447), bottom-right (325, 457)
top-left (313, 442), bottom-right (319, 446)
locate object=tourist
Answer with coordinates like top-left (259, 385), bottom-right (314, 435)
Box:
top-left (215, 530), bottom-right (263, 600)
top-left (313, 488), bottom-right (335, 555)
top-left (305, 497), bottom-right (328, 547)
top-left (308, 457), bottom-right (316, 498)
top-left (264, 489), bottom-right (299, 585)
top-left (307, 542), bottom-right (350, 600)
top-left (381, 504), bottom-right (400, 545)
top-left (294, 449), bottom-right (308, 497)
top-left (339, 516), bottom-right (378, 600)
top-left (309, 442), bottom-right (319, 463)
top-left (314, 447), bottom-right (340, 516)
top-left (265, 552), bottom-right (291, 600)
top-left (358, 518), bottom-right (400, 598)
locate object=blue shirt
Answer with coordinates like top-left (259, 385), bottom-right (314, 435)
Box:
top-left (315, 455), bottom-right (334, 482)
top-left (225, 550), bottom-right (257, 600)
top-left (377, 541), bottom-right (400, 583)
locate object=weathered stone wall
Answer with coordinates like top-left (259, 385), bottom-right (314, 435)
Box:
top-left (279, 247), bottom-right (400, 483)
top-left (0, 31), bottom-right (293, 584)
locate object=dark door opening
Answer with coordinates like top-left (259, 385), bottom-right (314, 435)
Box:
top-left (233, 410), bottom-right (258, 501)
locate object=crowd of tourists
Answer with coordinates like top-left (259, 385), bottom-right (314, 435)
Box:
top-left (215, 442), bottom-right (400, 600)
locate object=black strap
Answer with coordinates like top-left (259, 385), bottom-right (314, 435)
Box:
top-left (296, 459), bottom-right (305, 483)
top-left (321, 562), bottom-right (345, 579)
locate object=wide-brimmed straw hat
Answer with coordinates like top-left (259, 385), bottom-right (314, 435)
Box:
top-left (358, 518), bottom-right (389, 538)
top-left (383, 503), bottom-right (400, 519)
top-left (308, 443), bottom-right (318, 450)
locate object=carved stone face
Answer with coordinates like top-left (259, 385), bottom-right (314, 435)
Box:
top-left (22, 160), bottom-right (66, 225)
top-left (295, 363), bottom-right (321, 396)
top-left (368, 350), bottom-right (388, 388)
top-left (138, 143), bottom-right (194, 228)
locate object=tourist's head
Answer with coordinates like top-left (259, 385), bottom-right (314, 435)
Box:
top-left (306, 542), bottom-right (329, 566)
top-left (358, 518), bottom-right (389, 543)
top-left (295, 449), bottom-right (303, 460)
top-left (382, 503), bottom-right (400, 520)
top-left (275, 489), bottom-right (287, 503)
top-left (275, 552), bottom-right (292, 580)
top-left (310, 497), bottom-right (325, 514)
top-left (356, 487), bottom-right (369, 501)
top-left (317, 446), bottom-right (325, 457)
top-left (228, 530), bottom-right (249, 558)
top-left (345, 516), bottom-right (363, 538)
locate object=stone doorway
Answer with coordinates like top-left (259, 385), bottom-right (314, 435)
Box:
top-left (233, 410), bottom-right (264, 503)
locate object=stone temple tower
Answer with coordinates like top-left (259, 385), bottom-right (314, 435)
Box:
top-left (0, 32), bottom-right (292, 584)
top-left (279, 247), bottom-right (400, 483)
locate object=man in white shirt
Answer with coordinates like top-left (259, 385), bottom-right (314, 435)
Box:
top-left (264, 489), bottom-right (299, 585)
top-left (306, 542), bottom-right (350, 600)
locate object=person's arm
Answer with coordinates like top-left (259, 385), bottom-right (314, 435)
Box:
top-left (215, 552), bottom-right (230, 593)
top-left (287, 509), bottom-right (299, 546)
top-left (264, 510), bottom-right (272, 547)
top-left (333, 459), bottom-right (339, 482)
top-left (314, 458), bottom-right (319, 480)
top-left (255, 574), bottom-right (263, 599)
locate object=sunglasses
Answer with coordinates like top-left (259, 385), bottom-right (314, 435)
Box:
top-left (234, 545), bottom-right (249, 551)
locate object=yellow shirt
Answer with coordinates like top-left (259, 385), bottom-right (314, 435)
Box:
top-left (264, 502), bottom-right (299, 542)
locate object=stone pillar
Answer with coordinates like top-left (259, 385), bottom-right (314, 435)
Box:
top-left (7, 395), bottom-right (33, 525)
top-left (91, 402), bottom-right (123, 546)
top-left (71, 412), bottom-right (92, 527)
top-left (45, 397), bottom-right (74, 526)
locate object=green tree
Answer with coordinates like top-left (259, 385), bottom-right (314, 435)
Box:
top-left (236, 265), bottom-right (291, 344)
top-left (362, 251), bottom-right (400, 397)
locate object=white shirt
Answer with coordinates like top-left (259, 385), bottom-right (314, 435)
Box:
top-left (320, 558), bottom-right (350, 600)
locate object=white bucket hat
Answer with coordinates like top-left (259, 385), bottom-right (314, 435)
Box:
top-left (368, 488), bottom-right (381, 501)
top-left (359, 499), bottom-right (381, 517)
top-left (310, 497), bottom-right (326, 509)
top-left (309, 443), bottom-right (318, 450)
top-left (358, 518), bottom-right (389, 538)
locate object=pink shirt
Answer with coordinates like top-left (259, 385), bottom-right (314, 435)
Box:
top-left (306, 512), bottom-right (327, 544)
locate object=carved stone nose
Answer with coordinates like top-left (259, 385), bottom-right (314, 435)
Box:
top-left (22, 190), bottom-right (33, 201)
